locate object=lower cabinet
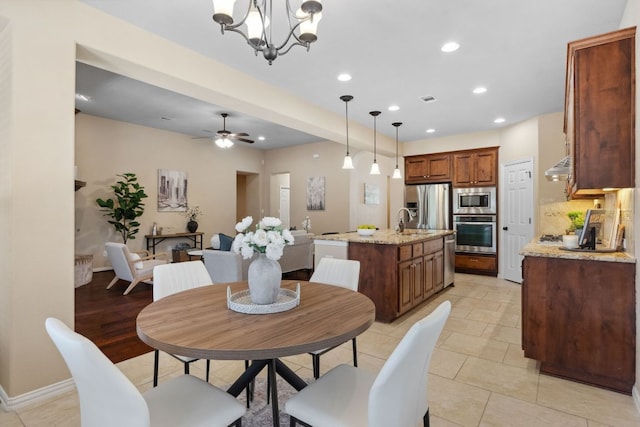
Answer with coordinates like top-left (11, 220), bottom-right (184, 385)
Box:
top-left (350, 236), bottom-right (446, 322)
top-left (522, 256), bottom-right (636, 394)
top-left (455, 253), bottom-right (497, 276)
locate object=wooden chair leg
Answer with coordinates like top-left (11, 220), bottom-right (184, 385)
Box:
top-left (122, 278), bottom-right (142, 295)
top-left (153, 350), bottom-right (160, 387)
top-left (106, 275), bottom-right (120, 289)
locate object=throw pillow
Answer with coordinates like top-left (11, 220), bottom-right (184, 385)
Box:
top-left (129, 253), bottom-right (144, 269)
top-left (219, 233), bottom-right (234, 251)
top-left (210, 234), bottom-right (221, 250)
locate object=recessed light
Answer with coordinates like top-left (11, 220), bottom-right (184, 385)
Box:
top-left (473, 86), bottom-right (487, 94)
top-left (388, 105), bottom-right (399, 111)
top-left (160, 117), bottom-right (174, 121)
top-left (426, 129), bottom-right (435, 134)
top-left (420, 95), bottom-right (437, 103)
top-left (258, 136), bottom-right (266, 141)
top-left (337, 73), bottom-right (352, 82)
top-left (494, 117), bottom-right (506, 124)
top-left (441, 42), bottom-right (460, 53)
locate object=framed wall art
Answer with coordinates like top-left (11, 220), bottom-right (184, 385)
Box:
top-left (157, 169), bottom-right (188, 212)
top-left (306, 176), bottom-right (325, 211)
top-left (364, 183), bottom-right (380, 205)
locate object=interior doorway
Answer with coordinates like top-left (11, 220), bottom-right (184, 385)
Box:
top-left (270, 173), bottom-right (290, 227)
top-left (237, 172), bottom-right (260, 223)
top-left (501, 158), bottom-right (534, 283)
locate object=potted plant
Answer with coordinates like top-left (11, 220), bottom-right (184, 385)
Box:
top-left (96, 173), bottom-right (148, 243)
top-left (184, 206), bottom-right (203, 233)
top-left (567, 211), bottom-right (585, 235)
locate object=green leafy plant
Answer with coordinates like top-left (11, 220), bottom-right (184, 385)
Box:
top-left (96, 173), bottom-right (148, 243)
top-left (567, 211), bottom-right (585, 232)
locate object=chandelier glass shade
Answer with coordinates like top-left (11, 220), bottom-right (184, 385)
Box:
top-left (212, 0), bottom-right (323, 65)
top-left (369, 111), bottom-right (381, 175)
top-left (392, 122), bottom-right (402, 179)
top-left (341, 95), bottom-right (354, 169)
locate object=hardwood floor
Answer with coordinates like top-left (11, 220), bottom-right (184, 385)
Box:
top-left (75, 268), bottom-right (312, 363)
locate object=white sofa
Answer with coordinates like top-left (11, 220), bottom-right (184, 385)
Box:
top-left (202, 231), bottom-right (314, 283)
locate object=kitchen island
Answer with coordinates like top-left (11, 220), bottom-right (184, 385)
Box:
top-left (520, 240), bottom-right (636, 394)
top-left (314, 229), bottom-right (455, 322)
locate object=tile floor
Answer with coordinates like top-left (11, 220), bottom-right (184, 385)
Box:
top-left (2, 273), bottom-right (640, 426)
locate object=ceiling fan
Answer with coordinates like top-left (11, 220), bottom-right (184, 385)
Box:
top-left (196, 113), bottom-right (254, 148)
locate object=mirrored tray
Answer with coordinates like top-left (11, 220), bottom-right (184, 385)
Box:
top-left (227, 283), bottom-right (300, 315)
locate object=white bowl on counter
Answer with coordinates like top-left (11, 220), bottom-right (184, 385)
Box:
top-left (356, 228), bottom-right (376, 237)
top-left (562, 235), bottom-right (579, 249)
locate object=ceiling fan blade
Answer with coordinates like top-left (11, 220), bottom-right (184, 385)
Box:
top-left (235, 137), bottom-right (254, 144)
top-left (228, 132), bottom-right (249, 137)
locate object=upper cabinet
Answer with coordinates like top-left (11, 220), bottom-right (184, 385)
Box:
top-left (565, 27), bottom-right (635, 198)
top-left (405, 153), bottom-right (451, 184)
top-left (452, 147), bottom-right (498, 187)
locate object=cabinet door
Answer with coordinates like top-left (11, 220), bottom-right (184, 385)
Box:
top-left (398, 260), bottom-right (414, 313)
top-left (425, 154), bottom-right (451, 181)
top-left (474, 150), bottom-right (497, 186)
top-left (452, 153), bottom-right (473, 186)
top-left (405, 156), bottom-right (429, 183)
top-left (412, 256), bottom-right (424, 303)
top-left (433, 250), bottom-right (444, 292)
top-left (422, 253), bottom-right (435, 299)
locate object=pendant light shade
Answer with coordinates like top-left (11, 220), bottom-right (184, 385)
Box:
top-left (369, 111), bottom-right (381, 175)
top-left (392, 122), bottom-right (402, 179)
top-left (341, 95), bottom-right (354, 169)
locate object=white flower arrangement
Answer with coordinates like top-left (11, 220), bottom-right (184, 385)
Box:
top-left (232, 216), bottom-right (295, 261)
top-left (302, 216), bottom-right (312, 232)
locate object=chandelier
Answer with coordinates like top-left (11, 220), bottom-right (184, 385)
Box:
top-left (212, 0), bottom-right (323, 65)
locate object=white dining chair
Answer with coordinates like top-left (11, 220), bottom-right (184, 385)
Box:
top-left (286, 300), bottom-right (451, 427)
top-left (308, 257), bottom-right (361, 378)
top-left (45, 317), bottom-right (245, 427)
top-left (152, 261), bottom-right (213, 387)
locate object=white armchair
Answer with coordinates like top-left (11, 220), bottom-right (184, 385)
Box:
top-left (104, 242), bottom-right (169, 295)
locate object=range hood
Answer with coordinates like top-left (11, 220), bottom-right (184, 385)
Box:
top-left (544, 156), bottom-right (571, 182)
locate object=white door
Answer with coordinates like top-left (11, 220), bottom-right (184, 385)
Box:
top-left (502, 158), bottom-right (534, 283)
top-left (279, 186), bottom-right (290, 229)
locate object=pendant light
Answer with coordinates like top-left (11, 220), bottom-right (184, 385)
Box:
top-left (392, 122), bottom-right (402, 179)
top-left (341, 95), bottom-right (354, 169)
top-left (369, 111), bottom-right (381, 175)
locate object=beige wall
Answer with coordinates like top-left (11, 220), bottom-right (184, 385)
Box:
top-left (76, 114), bottom-right (264, 268)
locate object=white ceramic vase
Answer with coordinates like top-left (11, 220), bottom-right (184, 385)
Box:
top-left (247, 253), bottom-right (282, 304)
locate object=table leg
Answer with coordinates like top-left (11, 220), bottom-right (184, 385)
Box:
top-left (226, 360), bottom-right (268, 397)
top-left (268, 359), bottom-right (279, 427)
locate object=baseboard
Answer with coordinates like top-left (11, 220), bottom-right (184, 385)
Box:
top-left (633, 384), bottom-right (640, 416)
top-left (0, 378), bottom-right (75, 411)
top-left (93, 266), bottom-right (113, 273)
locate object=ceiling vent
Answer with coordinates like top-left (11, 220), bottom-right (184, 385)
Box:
top-left (420, 95), bottom-right (438, 103)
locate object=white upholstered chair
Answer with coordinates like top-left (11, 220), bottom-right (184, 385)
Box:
top-left (152, 261), bottom-right (213, 387)
top-left (45, 317), bottom-right (245, 427)
top-left (105, 242), bottom-right (169, 295)
top-left (308, 257), bottom-right (361, 378)
top-left (202, 249), bottom-right (250, 283)
top-left (286, 300), bottom-right (451, 427)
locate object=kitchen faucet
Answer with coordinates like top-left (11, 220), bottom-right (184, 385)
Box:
top-left (396, 208), bottom-right (415, 233)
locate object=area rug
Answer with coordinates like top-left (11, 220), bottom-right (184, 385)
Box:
top-left (235, 377), bottom-right (303, 427)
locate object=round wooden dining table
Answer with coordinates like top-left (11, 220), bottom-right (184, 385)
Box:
top-left (136, 280), bottom-right (376, 426)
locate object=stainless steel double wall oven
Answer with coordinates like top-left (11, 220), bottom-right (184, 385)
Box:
top-left (453, 187), bottom-right (497, 254)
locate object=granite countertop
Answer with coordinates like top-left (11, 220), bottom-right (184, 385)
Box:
top-left (313, 229), bottom-right (454, 245)
top-left (520, 240), bottom-right (635, 263)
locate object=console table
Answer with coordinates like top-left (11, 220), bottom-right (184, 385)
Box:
top-left (145, 232), bottom-right (204, 254)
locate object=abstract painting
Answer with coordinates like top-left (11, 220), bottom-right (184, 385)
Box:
top-left (158, 169), bottom-right (188, 211)
top-left (306, 176), bottom-right (325, 210)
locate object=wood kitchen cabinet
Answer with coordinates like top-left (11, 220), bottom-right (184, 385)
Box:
top-left (455, 253), bottom-right (497, 276)
top-left (522, 255), bottom-right (636, 394)
top-left (350, 235), bottom-right (446, 322)
top-left (404, 153), bottom-right (451, 184)
top-left (565, 27), bottom-right (635, 197)
top-left (452, 147), bottom-right (498, 187)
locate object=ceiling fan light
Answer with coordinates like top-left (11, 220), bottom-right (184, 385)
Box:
top-left (392, 167), bottom-right (402, 179)
top-left (215, 137), bottom-right (233, 148)
top-left (370, 162), bottom-right (380, 175)
top-left (342, 155), bottom-right (354, 169)
top-left (212, 0), bottom-right (236, 25)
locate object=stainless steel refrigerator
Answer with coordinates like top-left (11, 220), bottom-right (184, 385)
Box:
top-left (404, 183), bottom-right (452, 230)
top-left (404, 183), bottom-right (455, 287)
